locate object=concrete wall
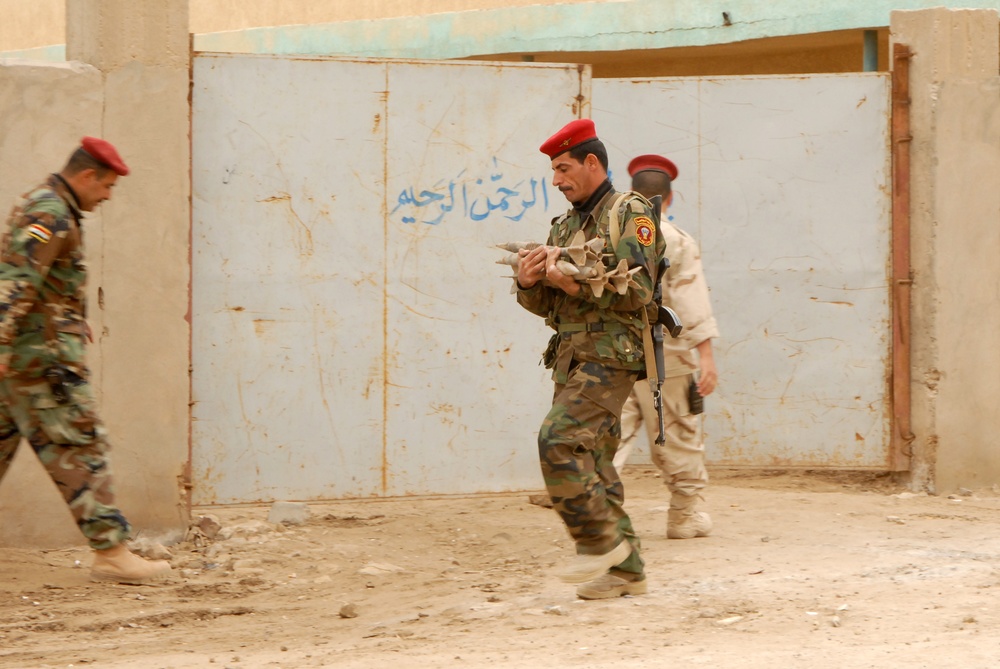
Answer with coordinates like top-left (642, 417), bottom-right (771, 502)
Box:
top-left (65, 0), bottom-right (192, 534)
top-left (890, 8), bottom-right (1000, 493)
top-left (0, 61), bottom-right (104, 547)
top-left (0, 0), bottom-right (64, 51)
top-left (0, 0), bottom-right (191, 549)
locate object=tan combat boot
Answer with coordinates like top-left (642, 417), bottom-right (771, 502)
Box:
top-left (576, 571), bottom-right (648, 600)
top-left (90, 544), bottom-right (172, 585)
top-left (667, 494), bottom-right (712, 539)
top-left (555, 540), bottom-right (632, 584)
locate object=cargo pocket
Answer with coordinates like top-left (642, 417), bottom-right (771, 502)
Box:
top-left (28, 385), bottom-right (97, 446)
top-left (611, 331), bottom-right (642, 365)
top-left (576, 362), bottom-right (637, 416)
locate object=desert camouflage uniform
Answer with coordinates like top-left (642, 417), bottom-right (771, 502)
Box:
top-left (0, 175), bottom-right (130, 550)
top-left (517, 183), bottom-right (665, 578)
top-left (616, 219), bottom-right (720, 499)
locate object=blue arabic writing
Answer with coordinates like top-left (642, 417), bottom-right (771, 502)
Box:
top-left (390, 158), bottom-right (551, 226)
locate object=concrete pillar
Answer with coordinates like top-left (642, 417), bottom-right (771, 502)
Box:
top-left (890, 8), bottom-right (1000, 493)
top-left (65, 0), bottom-right (191, 531)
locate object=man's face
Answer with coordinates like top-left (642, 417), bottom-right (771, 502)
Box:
top-left (77, 169), bottom-right (118, 212)
top-left (551, 152), bottom-right (602, 204)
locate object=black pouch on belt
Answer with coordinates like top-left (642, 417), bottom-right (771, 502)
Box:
top-left (688, 378), bottom-right (704, 415)
top-left (45, 365), bottom-right (73, 405)
top-left (541, 333), bottom-right (559, 369)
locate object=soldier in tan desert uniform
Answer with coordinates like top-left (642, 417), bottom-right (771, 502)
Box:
top-left (614, 154), bottom-right (720, 540)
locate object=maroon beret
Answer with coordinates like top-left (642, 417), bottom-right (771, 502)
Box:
top-left (539, 119), bottom-right (598, 159)
top-left (627, 154), bottom-right (678, 181)
top-left (81, 136), bottom-right (129, 176)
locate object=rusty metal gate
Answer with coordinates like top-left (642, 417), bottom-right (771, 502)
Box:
top-left (594, 74), bottom-right (892, 469)
top-left (193, 55), bottom-right (891, 504)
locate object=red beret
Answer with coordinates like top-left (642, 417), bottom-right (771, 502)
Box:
top-left (81, 136), bottom-right (129, 176)
top-left (627, 154), bottom-right (678, 181)
top-left (539, 119), bottom-right (598, 159)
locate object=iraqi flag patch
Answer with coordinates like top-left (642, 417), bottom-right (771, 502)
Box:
top-left (26, 223), bottom-right (53, 244)
top-left (634, 216), bottom-right (654, 247)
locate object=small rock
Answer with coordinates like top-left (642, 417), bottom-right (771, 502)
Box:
top-left (127, 537), bottom-right (173, 560)
top-left (886, 516), bottom-right (906, 525)
top-left (716, 615), bottom-right (743, 626)
top-left (544, 605), bottom-right (566, 616)
top-left (527, 494), bottom-right (553, 508)
top-left (958, 487), bottom-right (973, 497)
top-left (197, 514), bottom-right (223, 540)
top-left (358, 562), bottom-right (404, 576)
top-left (340, 603), bottom-right (359, 619)
top-left (830, 615), bottom-right (842, 627)
top-left (268, 501), bottom-right (312, 526)
top-left (218, 520), bottom-right (277, 541)
top-left (232, 558), bottom-right (262, 569)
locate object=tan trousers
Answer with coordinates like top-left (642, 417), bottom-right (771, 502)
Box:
top-left (615, 374), bottom-right (708, 498)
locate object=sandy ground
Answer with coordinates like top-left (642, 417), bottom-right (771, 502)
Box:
top-left (2, 468), bottom-right (1000, 669)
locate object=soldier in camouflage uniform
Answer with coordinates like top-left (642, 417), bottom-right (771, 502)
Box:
top-left (0, 138), bottom-right (171, 584)
top-left (516, 119), bottom-right (665, 599)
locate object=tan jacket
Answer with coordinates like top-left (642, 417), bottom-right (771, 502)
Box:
top-left (660, 220), bottom-right (719, 378)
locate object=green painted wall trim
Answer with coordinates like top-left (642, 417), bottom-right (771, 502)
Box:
top-left (5, 3), bottom-right (1000, 63)
top-left (0, 44), bottom-right (65, 62)
top-left (193, 1), bottom-right (1000, 58)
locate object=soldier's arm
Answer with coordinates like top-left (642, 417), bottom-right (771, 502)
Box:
top-left (665, 230), bottom-right (719, 351)
top-left (515, 232), bottom-right (557, 317)
top-left (0, 210), bottom-right (69, 369)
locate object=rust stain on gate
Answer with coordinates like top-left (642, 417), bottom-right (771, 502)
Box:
top-left (890, 43), bottom-right (915, 472)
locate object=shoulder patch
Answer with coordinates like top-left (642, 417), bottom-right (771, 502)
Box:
top-left (634, 216), bottom-right (655, 247)
top-left (26, 223), bottom-right (53, 244)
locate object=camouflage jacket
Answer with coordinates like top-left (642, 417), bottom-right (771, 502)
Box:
top-left (0, 174), bottom-right (89, 378)
top-left (516, 187), bottom-right (666, 383)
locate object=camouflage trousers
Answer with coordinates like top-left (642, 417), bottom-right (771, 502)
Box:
top-left (0, 372), bottom-right (130, 550)
top-left (538, 360), bottom-right (644, 576)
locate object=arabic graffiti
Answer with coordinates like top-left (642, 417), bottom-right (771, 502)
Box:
top-left (390, 158), bottom-right (552, 226)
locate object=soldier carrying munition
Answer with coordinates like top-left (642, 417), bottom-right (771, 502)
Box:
top-left (496, 230), bottom-right (644, 299)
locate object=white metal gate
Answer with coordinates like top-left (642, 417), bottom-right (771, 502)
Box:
top-left (593, 74), bottom-right (892, 468)
top-left (193, 58), bottom-right (892, 505)
top-left (192, 53), bottom-right (585, 503)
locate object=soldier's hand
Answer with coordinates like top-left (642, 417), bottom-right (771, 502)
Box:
top-left (543, 247), bottom-right (580, 296)
top-left (517, 246), bottom-right (549, 288)
top-left (697, 358), bottom-right (718, 396)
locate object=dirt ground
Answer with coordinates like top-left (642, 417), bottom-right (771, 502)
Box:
top-left (2, 468), bottom-right (1000, 669)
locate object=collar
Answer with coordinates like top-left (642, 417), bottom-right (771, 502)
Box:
top-left (572, 179), bottom-right (613, 220)
top-left (48, 173), bottom-right (84, 221)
